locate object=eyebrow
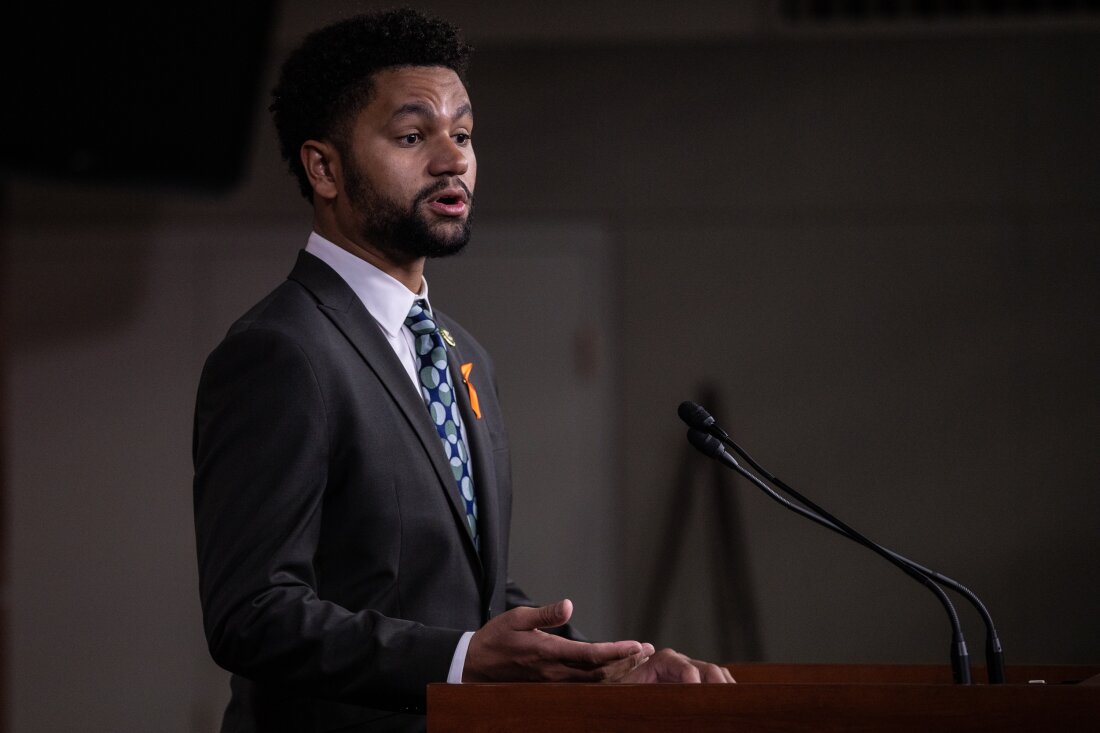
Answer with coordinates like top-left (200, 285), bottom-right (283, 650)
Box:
top-left (391, 101), bottom-right (473, 123)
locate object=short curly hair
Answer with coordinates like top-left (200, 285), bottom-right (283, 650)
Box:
top-left (270, 7), bottom-right (473, 201)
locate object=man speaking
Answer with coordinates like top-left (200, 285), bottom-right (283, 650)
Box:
top-left (192, 8), bottom-right (732, 732)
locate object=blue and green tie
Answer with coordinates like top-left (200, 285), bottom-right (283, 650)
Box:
top-left (404, 300), bottom-right (479, 548)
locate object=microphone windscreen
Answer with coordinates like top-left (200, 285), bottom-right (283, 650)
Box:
top-left (678, 401), bottom-right (715, 429)
top-left (686, 428), bottom-right (724, 458)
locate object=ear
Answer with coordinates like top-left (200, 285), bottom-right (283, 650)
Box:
top-left (301, 140), bottom-right (341, 201)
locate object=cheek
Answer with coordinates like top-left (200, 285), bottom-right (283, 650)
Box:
top-left (365, 158), bottom-right (419, 200)
top-left (466, 152), bottom-right (477, 190)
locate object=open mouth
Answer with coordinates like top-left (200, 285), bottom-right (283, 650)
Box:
top-left (425, 187), bottom-right (470, 216)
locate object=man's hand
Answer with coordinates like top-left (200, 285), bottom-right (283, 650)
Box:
top-left (463, 599), bottom-right (654, 682)
top-left (615, 648), bottom-right (735, 683)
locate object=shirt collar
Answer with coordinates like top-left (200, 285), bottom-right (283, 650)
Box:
top-left (305, 231), bottom-right (431, 337)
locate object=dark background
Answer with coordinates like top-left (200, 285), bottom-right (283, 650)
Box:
top-left (2, 2), bottom-right (1098, 730)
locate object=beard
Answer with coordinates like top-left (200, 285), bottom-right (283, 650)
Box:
top-left (344, 164), bottom-right (473, 262)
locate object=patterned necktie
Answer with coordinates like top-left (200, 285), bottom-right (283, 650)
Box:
top-left (404, 300), bottom-right (479, 549)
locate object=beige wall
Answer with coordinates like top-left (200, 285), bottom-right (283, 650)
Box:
top-left (3, 4), bottom-right (1099, 731)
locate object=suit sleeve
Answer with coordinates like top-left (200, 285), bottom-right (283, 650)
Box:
top-left (192, 327), bottom-right (463, 711)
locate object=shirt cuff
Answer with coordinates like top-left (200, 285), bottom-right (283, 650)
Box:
top-left (447, 631), bottom-right (475, 683)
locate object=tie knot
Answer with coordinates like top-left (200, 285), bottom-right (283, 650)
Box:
top-left (405, 300), bottom-right (438, 335)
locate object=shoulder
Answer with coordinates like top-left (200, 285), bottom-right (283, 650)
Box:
top-left (226, 279), bottom-right (320, 340)
top-left (197, 270), bottom-right (337, 405)
top-left (210, 250), bottom-right (359, 356)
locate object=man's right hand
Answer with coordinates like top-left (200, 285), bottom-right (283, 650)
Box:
top-left (462, 599), bottom-right (654, 682)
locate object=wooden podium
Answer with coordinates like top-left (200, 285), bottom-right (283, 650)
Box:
top-left (428, 664), bottom-right (1100, 732)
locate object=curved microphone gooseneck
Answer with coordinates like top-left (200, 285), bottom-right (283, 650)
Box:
top-left (679, 401), bottom-right (1005, 683)
top-left (680, 403), bottom-right (979, 685)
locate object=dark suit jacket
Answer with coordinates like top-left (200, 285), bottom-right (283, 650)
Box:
top-left (193, 251), bottom-right (542, 732)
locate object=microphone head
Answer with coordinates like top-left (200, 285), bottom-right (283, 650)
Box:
top-left (678, 401), bottom-right (715, 429)
top-left (686, 427), bottom-right (724, 458)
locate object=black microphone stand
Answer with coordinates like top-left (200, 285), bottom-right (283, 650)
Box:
top-left (703, 421), bottom-right (1006, 684)
top-left (681, 408), bottom-right (975, 685)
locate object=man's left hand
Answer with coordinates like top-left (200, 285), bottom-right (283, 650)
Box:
top-left (612, 648), bottom-right (735, 683)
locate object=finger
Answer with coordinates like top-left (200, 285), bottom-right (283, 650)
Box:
top-left (657, 650), bottom-right (701, 682)
top-left (722, 666), bottom-right (737, 683)
top-left (549, 637), bottom-right (648, 669)
top-left (571, 650), bottom-right (657, 682)
top-left (565, 650), bottom-right (651, 683)
top-left (627, 649), bottom-right (697, 683)
top-left (679, 659), bottom-right (703, 683)
top-left (508, 599), bottom-right (572, 630)
top-left (695, 661), bottom-right (731, 683)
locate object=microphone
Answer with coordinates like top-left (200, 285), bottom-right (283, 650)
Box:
top-left (680, 401), bottom-right (1005, 683)
top-left (683, 419), bottom-right (973, 685)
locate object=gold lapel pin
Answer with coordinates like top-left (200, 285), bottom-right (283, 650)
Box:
top-left (440, 328), bottom-right (456, 347)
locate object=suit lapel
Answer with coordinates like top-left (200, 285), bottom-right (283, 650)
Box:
top-left (287, 252), bottom-right (483, 572)
top-left (438, 314), bottom-right (502, 604)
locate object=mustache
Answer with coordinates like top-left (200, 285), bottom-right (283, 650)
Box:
top-left (413, 178), bottom-right (473, 207)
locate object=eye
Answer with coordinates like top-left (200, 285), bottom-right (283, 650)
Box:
top-left (399, 133), bottom-right (422, 145)
top-left (454, 133), bottom-right (472, 145)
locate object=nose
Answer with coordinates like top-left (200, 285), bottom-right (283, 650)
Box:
top-left (427, 136), bottom-right (470, 177)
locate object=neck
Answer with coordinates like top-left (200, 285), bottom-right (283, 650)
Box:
top-left (313, 216), bottom-right (425, 294)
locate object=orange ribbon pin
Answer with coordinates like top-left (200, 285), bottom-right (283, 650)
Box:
top-left (460, 362), bottom-right (481, 419)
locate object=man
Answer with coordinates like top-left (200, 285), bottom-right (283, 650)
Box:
top-left (193, 8), bottom-right (732, 732)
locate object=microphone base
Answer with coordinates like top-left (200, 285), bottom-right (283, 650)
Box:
top-left (951, 641), bottom-right (972, 685)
